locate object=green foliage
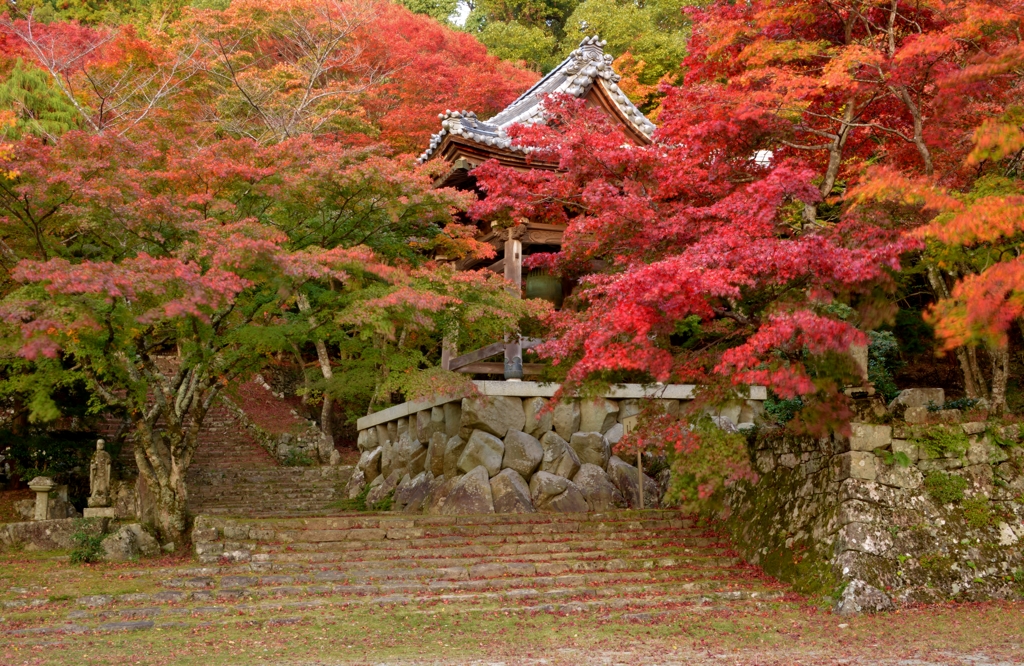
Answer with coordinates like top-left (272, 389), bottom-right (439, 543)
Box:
top-left (562, 0), bottom-right (690, 83)
top-left (928, 397), bottom-right (980, 412)
top-left (962, 496), bottom-right (995, 528)
top-left (923, 471), bottom-right (968, 505)
top-left (282, 449), bottom-right (315, 467)
top-left (69, 520), bottom-right (104, 564)
top-left (878, 449), bottom-right (912, 468)
top-left (0, 430), bottom-right (100, 487)
top-left (919, 553), bottom-right (953, 575)
top-left (764, 392), bottom-right (804, 425)
top-left (0, 60), bottom-right (80, 140)
top-left (331, 483), bottom-right (370, 511)
top-left (664, 417), bottom-right (755, 513)
top-left (398, 0), bottom-right (460, 23)
top-left (867, 330), bottom-right (903, 402)
top-left (371, 489), bottom-right (394, 512)
top-left (914, 426), bottom-right (970, 458)
top-left (478, 21), bottom-right (559, 70)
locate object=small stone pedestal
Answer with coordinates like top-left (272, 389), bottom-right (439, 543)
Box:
top-left (27, 476), bottom-right (55, 521)
top-left (83, 507), bottom-right (117, 518)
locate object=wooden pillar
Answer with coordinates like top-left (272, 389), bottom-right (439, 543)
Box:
top-left (504, 235), bottom-right (523, 378)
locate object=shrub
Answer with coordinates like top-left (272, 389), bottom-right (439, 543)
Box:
top-left (924, 471), bottom-right (968, 505)
top-left (662, 417), bottom-right (757, 513)
top-left (915, 427), bottom-right (970, 458)
top-left (69, 520), bottom-right (104, 564)
top-left (282, 449), bottom-right (315, 467)
top-left (764, 393), bottom-right (804, 425)
top-left (331, 483), bottom-right (370, 511)
top-left (867, 331), bottom-right (903, 402)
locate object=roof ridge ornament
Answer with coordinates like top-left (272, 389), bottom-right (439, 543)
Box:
top-left (417, 35), bottom-right (655, 164)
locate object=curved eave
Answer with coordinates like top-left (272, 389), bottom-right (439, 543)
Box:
top-left (591, 79), bottom-right (654, 146)
top-left (431, 134), bottom-right (558, 188)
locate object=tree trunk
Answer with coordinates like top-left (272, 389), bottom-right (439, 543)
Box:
top-left (926, 265), bottom-right (989, 400)
top-left (296, 292), bottom-right (335, 463)
top-left (989, 343), bottom-right (1010, 412)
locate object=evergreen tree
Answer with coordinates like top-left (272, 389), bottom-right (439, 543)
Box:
top-left (0, 60), bottom-right (79, 141)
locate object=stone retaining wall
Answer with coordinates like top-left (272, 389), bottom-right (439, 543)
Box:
top-left (350, 381), bottom-right (766, 516)
top-left (724, 401), bottom-right (1024, 614)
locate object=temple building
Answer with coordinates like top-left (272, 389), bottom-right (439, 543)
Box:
top-left (419, 36), bottom-right (657, 376)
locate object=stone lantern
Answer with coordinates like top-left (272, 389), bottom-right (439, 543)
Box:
top-left (27, 476), bottom-right (56, 521)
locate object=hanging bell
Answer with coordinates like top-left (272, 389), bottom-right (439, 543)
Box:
top-left (524, 270), bottom-right (563, 309)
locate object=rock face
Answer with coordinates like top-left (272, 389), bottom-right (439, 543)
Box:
top-left (539, 432), bottom-right (581, 479)
top-left (579, 398), bottom-right (619, 434)
top-left (425, 431), bottom-right (447, 478)
top-left (529, 471), bottom-right (568, 503)
top-left (523, 397), bottom-right (553, 439)
top-left (424, 475), bottom-right (460, 515)
top-left (344, 468), bottom-right (367, 499)
top-left (490, 469), bottom-right (535, 513)
top-left (440, 466), bottom-right (495, 515)
top-left (530, 472), bottom-right (588, 513)
top-left (502, 430), bottom-right (543, 478)
top-left (394, 471), bottom-right (435, 512)
top-left (366, 469), bottom-right (400, 507)
top-left (101, 524), bottom-right (160, 562)
top-left (460, 396), bottom-right (526, 439)
top-left (552, 401), bottom-right (581, 440)
top-left (357, 427), bottom-right (378, 452)
top-left (573, 464), bottom-right (626, 511)
top-left (443, 435), bottom-right (466, 479)
top-left (357, 447), bottom-right (382, 483)
top-left (834, 579), bottom-right (895, 615)
top-left (458, 430), bottom-right (505, 477)
top-left (569, 432), bottom-right (611, 469)
top-left (607, 456), bottom-right (658, 508)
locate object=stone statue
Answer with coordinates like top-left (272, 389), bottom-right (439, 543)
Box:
top-left (87, 439), bottom-right (112, 508)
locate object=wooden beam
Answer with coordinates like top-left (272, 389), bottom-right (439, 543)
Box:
top-left (447, 341), bottom-right (506, 371)
top-left (454, 362), bottom-right (545, 375)
top-left (504, 236), bottom-right (523, 376)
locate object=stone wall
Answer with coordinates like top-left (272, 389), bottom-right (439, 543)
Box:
top-left (351, 382), bottom-right (766, 516)
top-left (724, 402), bottom-right (1024, 614)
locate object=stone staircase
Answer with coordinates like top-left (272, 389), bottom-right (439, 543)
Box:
top-left (186, 467), bottom-right (350, 516)
top-left (2, 510), bottom-right (797, 641)
top-left (184, 403), bottom-right (350, 517)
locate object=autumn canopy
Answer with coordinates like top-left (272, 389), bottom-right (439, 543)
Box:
top-left (1, 0), bottom-right (1023, 542)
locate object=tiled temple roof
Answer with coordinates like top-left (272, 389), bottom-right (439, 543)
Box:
top-left (417, 36), bottom-right (656, 164)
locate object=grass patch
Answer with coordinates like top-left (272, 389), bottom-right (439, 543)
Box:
top-left (962, 496), bottom-right (995, 528)
top-left (924, 471), bottom-right (968, 505)
top-left (330, 483), bottom-right (370, 511)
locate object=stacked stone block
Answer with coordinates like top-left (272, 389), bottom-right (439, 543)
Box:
top-left (350, 393), bottom-right (701, 515)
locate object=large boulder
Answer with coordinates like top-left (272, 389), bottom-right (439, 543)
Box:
top-left (380, 439), bottom-right (397, 479)
top-left (440, 466), bottom-right (495, 515)
top-left (889, 388), bottom-right (945, 418)
top-left (443, 402), bottom-right (462, 439)
top-left (443, 435), bottom-right (466, 479)
top-left (552, 401), bottom-right (580, 440)
top-left (344, 468), bottom-right (366, 499)
top-left (357, 427), bottom-right (379, 453)
top-left (579, 398), bottom-right (619, 434)
top-left (424, 475), bottom-right (460, 515)
top-left (458, 430), bottom-right (505, 477)
top-left (425, 431), bottom-right (447, 478)
top-left (416, 408), bottom-right (446, 442)
top-left (357, 447), bottom-right (382, 483)
top-left (101, 524), bottom-right (160, 562)
top-left (523, 397), bottom-right (553, 439)
top-left (539, 431), bottom-right (581, 479)
top-left (394, 471), bottom-right (436, 512)
top-left (366, 469), bottom-right (400, 507)
top-left (529, 471), bottom-right (568, 502)
top-left (460, 396), bottom-right (526, 439)
top-left (573, 463), bottom-right (626, 511)
top-left (489, 469), bottom-right (535, 513)
top-left (569, 432), bottom-right (611, 469)
top-left (530, 472), bottom-right (588, 513)
top-left (605, 422), bottom-right (625, 445)
top-left (502, 430), bottom-right (543, 479)
top-left (394, 434), bottom-right (425, 476)
top-left (607, 456), bottom-right (659, 508)
top-left (834, 579), bottom-right (895, 615)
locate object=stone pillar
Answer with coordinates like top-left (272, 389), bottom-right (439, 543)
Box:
top-left (503, 233), bottom-right (523, 380)
top-left (28, 476), bottom-right (55, 521)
